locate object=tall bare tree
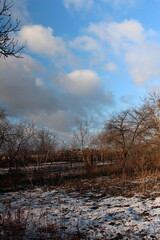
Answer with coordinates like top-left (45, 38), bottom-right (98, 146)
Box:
top-left (0, 0), bottom-right (25, 58)
top-left (73, 117), bottom-right (91, 151)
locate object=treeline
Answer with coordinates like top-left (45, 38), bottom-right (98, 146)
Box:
top-left (0, 92), bottom-right (160, 175)
top-left (0, 113), bottom-right (58, 168)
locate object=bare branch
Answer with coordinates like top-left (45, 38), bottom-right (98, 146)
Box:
top-left (0, 0), bottom-right (25, 58)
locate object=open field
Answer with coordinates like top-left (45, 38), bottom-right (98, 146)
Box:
top-left (0, 171), bottom-right (160, 239)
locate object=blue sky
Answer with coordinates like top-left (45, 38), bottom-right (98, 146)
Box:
top-left (1, 0), bottom-right (160, 137)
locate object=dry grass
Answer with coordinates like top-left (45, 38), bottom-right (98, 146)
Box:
top-left (0, 203), bottom-right (106, 240)
top-left (0, 203), bottom-right (28, 240)
top-left (0, 158), bottom-right (160, 196)
top-left (1, 169), bottom-right (160, 240)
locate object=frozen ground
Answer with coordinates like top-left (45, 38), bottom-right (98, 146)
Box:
top-left (0, 183), bottom-right (160, 239)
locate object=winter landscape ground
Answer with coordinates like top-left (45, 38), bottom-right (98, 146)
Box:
top-left (0, 169), bottom-right (160, 240)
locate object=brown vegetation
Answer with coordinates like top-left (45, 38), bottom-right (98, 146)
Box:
top-left (0, 92), bottom-right (160, 192)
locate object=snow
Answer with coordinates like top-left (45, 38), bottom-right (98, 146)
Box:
top-left (0, 185), bottom-right (160, 239)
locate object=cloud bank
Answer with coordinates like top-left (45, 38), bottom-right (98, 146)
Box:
top-left (0, 55), bottom-right (113, 134)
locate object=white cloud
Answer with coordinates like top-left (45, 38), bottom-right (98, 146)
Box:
top-left (19, 25), bottom-right (66, 56)
top-left (63, 0), bottom-right (93, 10)
top-left (69, 35), bottom-right (101, 51)
top-left (18, 24), bottom-right (79, 68)
top-left (125, 43), bottom-right (160, 84)
top-left (107, 20), bottom-right (145, 51)
top-left (88, 20), bottom-right (145, 51)
top-left (58, 69), bottom-right (100, 97)
top-left (88, 19), bottom-right (160, 84)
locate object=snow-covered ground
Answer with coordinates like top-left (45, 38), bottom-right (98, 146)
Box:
top-left (0, 185), bottom-right (160, 239)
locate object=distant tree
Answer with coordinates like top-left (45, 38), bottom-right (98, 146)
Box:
top-left (142, 92), bottom-right (160, 141)
top-left (73, 117), bottom-right (91, 151)
top-left (0, 0), bottom-right (25, 58)
top-left (33, 129), bottom-right (58, 165)
top-left (91, 132), bottom-right (108, 163)
top-left (0, 107), bottom-right (10, 151)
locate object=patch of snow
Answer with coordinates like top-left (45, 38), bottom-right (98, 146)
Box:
top-left (0, 188), bottom-right (160, 239)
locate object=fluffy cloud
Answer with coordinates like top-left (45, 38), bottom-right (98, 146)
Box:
top-left (125, 43), bottom-right (160, 84)
top-left (69, 35), bottom-right (101, 51)
top-left (69, 35), bottom-right (106, 66)
top-left (57, 70), bottom-right (100, 97)
top-left (63, 0), bottom-right (93, 10)
top-left (88, 19), bottom-right (160, 84)
top-left (19, 25), bottom-right (66, 56)
top-left (88, 20), bottom-right (145, 49)
top-left (18, 24), bottom-right (79, 68)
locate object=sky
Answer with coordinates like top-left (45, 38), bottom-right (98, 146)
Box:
top-left (1, 0), bottom-right (160, 137)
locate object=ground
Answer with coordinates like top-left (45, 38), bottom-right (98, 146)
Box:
top-left (0, 176), bottom-right (160, 239)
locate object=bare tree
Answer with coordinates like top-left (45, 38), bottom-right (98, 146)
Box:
top-left (142, 92), bottom-right (160, 141)
top-left (73, 117), bottom-right (95, 166)
top-left (105, 109), bottom-right (131, 169)
top-left (73, 117), bottom-right (91, 151)
top-left (105, 105), bottom-right (156, 172)
top-left (2, 122), bottom-right (35, 169)
top-left (33, 129), bottom-right (58, 165)
top-left (91, 132), bottom-right (107, 163)
top-left (0, 0), bottom-right (25, 58)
